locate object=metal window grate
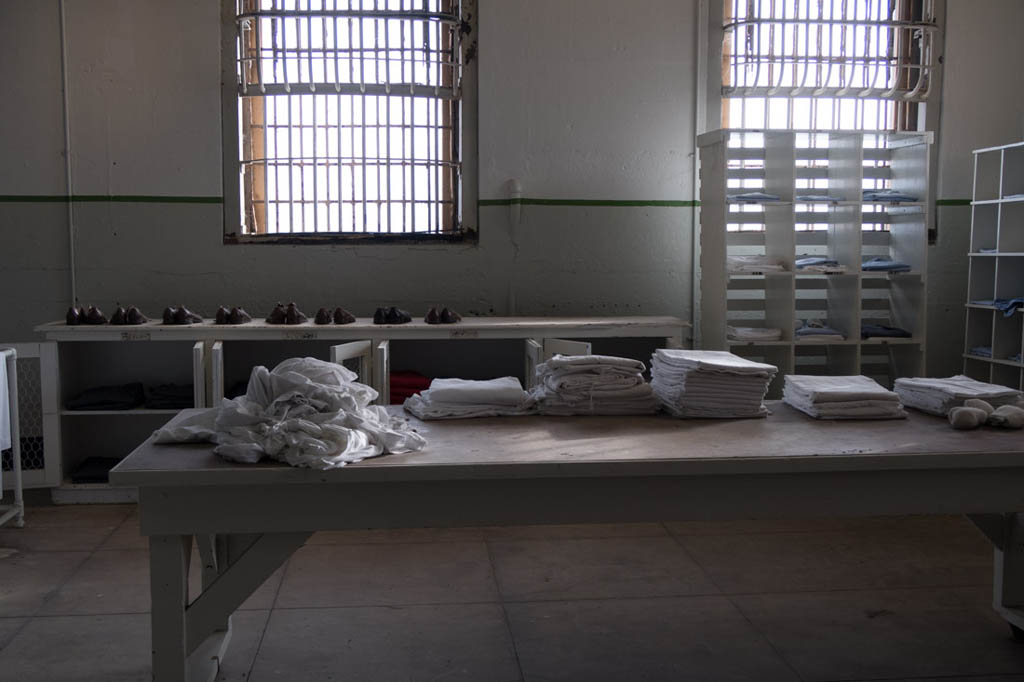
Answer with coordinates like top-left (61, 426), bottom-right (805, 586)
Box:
top-left (234, 0), bottom-right (462, 235)
top-left (1, 357), bottom-right (44, 473)
top-left (722, 0), bottom-right (938, 131)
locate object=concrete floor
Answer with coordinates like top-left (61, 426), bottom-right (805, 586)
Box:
top-left (0, 506), bottom-right (1023, 681)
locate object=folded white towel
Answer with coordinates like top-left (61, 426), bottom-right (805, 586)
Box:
top-left (895, 375), bottom-right (1023, 415)
top-left (404, 393), bottom-right (534, 420)
top-left (427, 377), bottom-right (528, 406)
top-left (653, 349), bottom-right (777, 376)
top-left (784, 375), bottom-right (900, 403)
top-left (727, 326), bottom-right (783, 342)
top-left (537, 354), bottom-right (646, 375)
top-left (532, 354), bottom-right (658, 416)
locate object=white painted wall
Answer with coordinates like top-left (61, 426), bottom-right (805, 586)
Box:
top-left (1, 0), bottom-right (1022, 379)
top-left (0, 0), bottom-right (695, 344)
top-left (928, 0), bottom-right (1024, 376)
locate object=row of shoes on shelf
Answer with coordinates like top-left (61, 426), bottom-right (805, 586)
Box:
top-left (66, 305), bottom-right (147, 325)
top-left (66, 302), bottom-right (463, 326)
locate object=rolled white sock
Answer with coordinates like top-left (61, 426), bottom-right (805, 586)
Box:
top-left (988, 404), bottom-right (1024, 429)
top-left (948, 406), bottom-right (987, 430)
top-left (964, 398), bottom-right (994, 415)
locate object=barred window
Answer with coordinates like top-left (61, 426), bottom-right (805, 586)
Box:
top-left (223, 0), bottom-right (471, 240)
top-left (722, 0), bottom-right (939, 131)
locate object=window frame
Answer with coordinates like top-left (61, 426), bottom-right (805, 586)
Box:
top-left (219, 0), bottom-right (478, 244)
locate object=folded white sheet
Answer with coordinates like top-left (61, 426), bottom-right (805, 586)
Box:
top-left (532, 354), bottom-right (658, 416)
top-left (427, 377), bottom-right (528, 406)
top-left (404, 393), bottom-right (534, 420)
top-left (727, 326), bottom-right (783, 342)
top-left (784, 375), bottom-right (900, 403)
top-left (894, 375), bottom-right (1023, 415)
top-left (652, 349), bottom-right (777, 376)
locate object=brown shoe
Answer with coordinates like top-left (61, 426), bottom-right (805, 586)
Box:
top-left (228, 307), bottom-right (252, 324)
top-left (172, 305), bottom-right (203, 324)
top-left (284, 302), bottom-right (307, 325)
top-left (424, 307), bottom-right (441, 324)
top-left (110, 306), bottom-right (128, 325)
top-left (333, 307), bottom-right (356, 324)
top-left (440, 307), bottom-right (462, 324)
top-left (266, 303), bottom-right (287, 324)
top-left (162, 307), bottom-right (176, 325)
top-left (84, 306), bottom-right (108, 325)
top-left (126, 306), bottom-right (148, 324)
top-left (215, 306), bottom-right (230, 324)
top-left (66, 307), bottom-right (82, 325)
top-left (314, 307), bottom-right (332, 325)
top-left (385, 306), bottom-right (412, 324)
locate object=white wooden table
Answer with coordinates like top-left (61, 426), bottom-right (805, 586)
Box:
top-left (111, 404), bottom-right (1024, 682)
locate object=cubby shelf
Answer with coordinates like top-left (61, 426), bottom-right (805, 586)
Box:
top-left (962, 140), bottom-right (1024, 389)
top-left (698, 128), bottom-right (932, 396)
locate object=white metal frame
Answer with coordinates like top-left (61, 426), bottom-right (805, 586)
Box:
top-left (0, 349), bottom-right (24, 528)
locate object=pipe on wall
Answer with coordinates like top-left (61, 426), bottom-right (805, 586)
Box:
top-left (58, 0), bottom-right (77, 307)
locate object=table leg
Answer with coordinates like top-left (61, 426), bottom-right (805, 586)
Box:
top-left (970, 513), bottom-right (1024, 639)
top-left (150, 535), bottom-right (192, 682)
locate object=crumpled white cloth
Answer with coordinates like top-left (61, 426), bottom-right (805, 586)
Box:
top-left (894, 375), bottom-right (1023, 416)
top-left (153, 357), bottom-right (426, 468)
top-left (403, 377), bottom-right (534, 420)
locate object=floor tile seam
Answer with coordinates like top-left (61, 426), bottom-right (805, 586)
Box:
top-left (719, 581), bottom-right (995, 598)
top-left (267, 592), bottom-right (735, 611)
top-left (484, 538), bottom-right (526, 682)
top-left (0, 617), bottom-right (33, 657)
top-left (660, 521), bottom-right (727, 594)
top-left (25, 550), bottom-right (93, 621)
top-left (810, 674), bottom-right (1024, 682)
top-left (661, 521), bottom-right (809, 682)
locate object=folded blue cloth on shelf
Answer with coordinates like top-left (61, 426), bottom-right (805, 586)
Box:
top-left (795, 256), bottom-right (840, 269)
top-left (861, 323), bottom-right (912, 339)
top-left (795, 320), bottom-right (845, 338)
top-left (728, 191), bottom-right (782, 203)
top-left (970, 298), bottom-right (1024, 318)
top-left (1011, 353), bottom-right (1023, 363)
top-left (861, 257), bottom-right (912, 272)
top-left (979, 247), bottom-right (999, 253)
top-left (862, 189), bottom-right (918, 202)
top-left (796, 194), bottom-right (840, 202)
top-left (969, 346), bottom-right (993, 358)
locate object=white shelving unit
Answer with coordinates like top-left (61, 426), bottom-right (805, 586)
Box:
top-left (963, 140), bottom-right (1024, 389)
top-left (698, 129), bottom-right (932, 397)
top-left (36, 315), bottom-right (688, 501)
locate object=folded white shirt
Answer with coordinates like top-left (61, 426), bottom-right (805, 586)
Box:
top-left (426, 377), bottom-right (528, 406)
top-left (727, 255), bottom-right (786, 273)
top-left (403, 392), bottom-right (534, 420)
top-left (727, 326), bottom-right (783, 342)
top-left (785, 375), bottom-right (900, 403)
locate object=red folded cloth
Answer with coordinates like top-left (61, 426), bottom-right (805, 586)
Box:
top-left (391, 370), bottom-right (431, 390)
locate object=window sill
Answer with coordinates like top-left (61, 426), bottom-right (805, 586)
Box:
top-left (224, 230), bottom-right (478, 246)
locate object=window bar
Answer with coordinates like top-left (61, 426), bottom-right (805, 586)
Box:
top-left (359, 3), bottom-right (367, 231)
top-left (384, 5), bottom-right (392, 232)
top-left (334, 0), bottom-right (342, 233)
top-left (348, 1), bottom-right (356, 232)
top-left (374, 2), bottom-right (382, 232)
top-left (408, 6), bottom-right (416, 233)
top-left (433, 11), bottom-right (440, 232)
top-left (401, 0), bottom-right (409, 231)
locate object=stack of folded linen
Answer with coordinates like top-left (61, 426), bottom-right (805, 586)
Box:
top-left (727, 254), bottom-right (786, 274)
top-left (795, 319), bottom-right (846, 342)
top-left (650, 349), bottom-right (777, 418)
top-left (894, 375), bottom-right (1023, 416)
top-left (530, 355), bottom-right (660, 416)
top-left (728, 325), bottom-right (783, 342)
top-left (863, 188), bottom-right (918, 203)
top-left (795, 257), bottom-right (848, 274)
top-left (783, 375), bottom-right (905, 419)
top-left (404, 377), bottom-right (533, 420)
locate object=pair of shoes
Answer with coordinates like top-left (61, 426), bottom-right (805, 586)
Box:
top-left (266, 302), bottom-right (308, 325)
top-left (215, 306), bottom-right (253, 325)
top-left (314, 307), bottom-right (357, 325)
top-left (110, 305), bottom-right (148, 325)
top-left (424, 306), bottom-right (462, 324)
top-left (67, 306), bottom-right (109, 325)
top-left (373, 306), bottom-right (412, 324)
top-left (163, 305), bottom-right (203, 325)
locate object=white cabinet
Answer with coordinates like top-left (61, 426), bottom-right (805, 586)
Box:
top-left (698, 129), bottom-right (932, 396)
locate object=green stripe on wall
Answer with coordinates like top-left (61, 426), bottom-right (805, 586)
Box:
top-left (0, 195), bottom-right (222, 204)
top-left (479, 198), bottom-right (699, 207)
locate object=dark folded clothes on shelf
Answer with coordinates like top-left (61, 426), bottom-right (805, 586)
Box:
top-left (969, 346), bottom-right (993, 358)
top-left (65, 382), bottom-right (144, 411)
top-left (144, 384), bottom-right (194, 409)
top-left (861, 257), bottom-right (912, 272)
top-left (861, 323), bottom-right (912, 339)
top-left (969, 298), bottom-right (1024, 318)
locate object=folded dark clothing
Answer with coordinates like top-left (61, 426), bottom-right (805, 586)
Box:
top-left (390, 371), bottom-right (432, 390)
top-left (861, 323), bottom-right (912, 339)
top-left (66, 383), bottom-right (144, 411)
top-left (144, 384), bottom-right (194, 409)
